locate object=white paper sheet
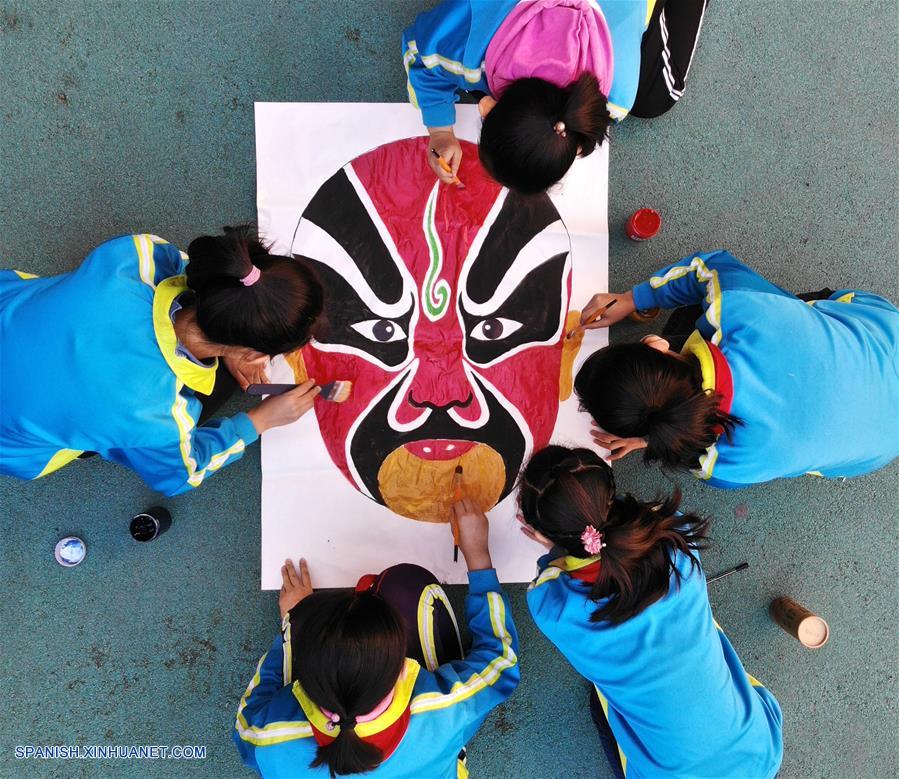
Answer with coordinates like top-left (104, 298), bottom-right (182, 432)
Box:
top-left (256, 102), bottom-right (608, 589)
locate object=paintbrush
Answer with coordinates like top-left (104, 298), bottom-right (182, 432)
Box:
top-left (451, 465), bottom-right (463, 562)
top-left (246, 381), bottom-right (353, 403)
top-left (430, 148), bottom-right (465, 189)
top-left (706, 561), bottom-right (749, 584)
top-left (567, 299), bottom-right (617, 340)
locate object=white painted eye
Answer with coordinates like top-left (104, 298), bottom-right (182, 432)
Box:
top-left (350, 319), bottom-right (407, 343)
top-left (470, 317), bottom-right (523, 341)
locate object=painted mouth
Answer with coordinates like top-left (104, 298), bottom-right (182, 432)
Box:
top-left (403, 440), bottom-right (476, 461)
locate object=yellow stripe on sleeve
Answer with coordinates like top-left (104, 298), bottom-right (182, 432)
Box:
top-left (528, 566), bottom-right (563, 591)
top-left (404, 39), bottom-right (485, 83)
top-left (132, 234), bottom-right (156, 288)
top-left (234, 653), bottom-right (315, 746)
top-left (650, 256), bottom-right (724, 345)
top-left (170, 381), bottom-right (246, 489)
top-left (410, 592), bottom-right (517, 715)
top-left (607, 102), bottom-right (630, 121)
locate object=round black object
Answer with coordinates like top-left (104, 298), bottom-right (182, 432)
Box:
top-left (130, 506), bottom-right (173, 542)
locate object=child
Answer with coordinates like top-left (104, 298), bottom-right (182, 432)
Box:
top-left (234, 499), bottom-right (519, 778)
top-left (0, 227), bottom-right (322, 495)
top-left (519, 445), bottom-right (784, 778)
top-left (574, 250), bottom-right (899, 487)
top-left (403, 0), bottom-right (708, 193)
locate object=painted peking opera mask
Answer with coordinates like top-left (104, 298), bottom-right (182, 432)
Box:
top-left (286, 138), bottom-right (583, 522)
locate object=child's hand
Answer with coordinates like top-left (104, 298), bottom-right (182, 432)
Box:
top-left (580, 290), bottom-right (635, 329)
top-left (224, 348), bottom-right (269, 391)
top-left (279, 558), bottom-right (313, 618)
top-left (478, 96), bottom-right (496, 118)
top-left (427, 126), bottom-right (462, 184)
top-left (248, 380), bottom-right (320, 434)
top-left (591, 422), bottom-right (648, 461)
top-left (452, 497), bottom-right (493, 572)
top-left (515, 514), bottom-right (554, 551)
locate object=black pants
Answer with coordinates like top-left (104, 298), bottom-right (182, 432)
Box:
top-left (358, 563), bottom-right (464, 670)
top-left (661, 288), bottom-right (837, 346)
top-left (196, 361), bottom-right (238, 425)
top-left (589, 686), bottom-right (626, 779)
top-left (632, 0), bottom-right (709, 119)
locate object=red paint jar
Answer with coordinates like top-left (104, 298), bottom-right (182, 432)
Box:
top-left (625, 208), bottom-right (662, 241)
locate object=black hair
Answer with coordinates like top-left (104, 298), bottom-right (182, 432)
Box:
top-left (479, 73), bottom-right (611, 194)
top-left (185, 225), bottom-right (323, 355)
top-left (574, 342), bottom-right (742, 471)
top-left (290, 590), bottom-right (407, 777)
top-left (519, 445), bottom-right (710, 624)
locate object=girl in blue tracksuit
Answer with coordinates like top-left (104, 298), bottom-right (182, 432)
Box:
top-left (0, 227), bottom-right (323, 496)
top-left (403, 0), bottom-right (708, 192)
top-left (518, 445), bottom-right (784, 778)
top-left (575, 250), bottom-right (899, 488)
top-left (234, 499), bottom-right (519, 778)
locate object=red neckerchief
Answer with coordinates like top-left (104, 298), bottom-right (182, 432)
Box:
top-left (706, 341), bottom-right (734, 419)
top-left (568, 560), bottom-right (601, 584)
top-left (309, 707), bottom-right (411, 760)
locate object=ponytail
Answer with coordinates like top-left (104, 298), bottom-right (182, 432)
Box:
top-left (186, 225), bottom-right (323, 356)
top-left (290, 590), bottom-right (407, 777)
top-left (559, 73), bottom-right (609, 160)
top-left (575, 342), bottom-right (741, 471)
top-left (589, 493), bottom-right (708, 623)
top-left (312, 723), bottom-right (383, 778)
top-left (519, 445), bottom-right (710, 624)
top-left (479, 73), bottom-right (610, 194)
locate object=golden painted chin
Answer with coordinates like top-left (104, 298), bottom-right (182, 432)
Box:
top-left (377, 444), bottom-right (505, 523)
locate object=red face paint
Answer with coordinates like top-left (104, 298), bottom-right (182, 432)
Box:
top-left (290, 138), bottom-right (575, 520)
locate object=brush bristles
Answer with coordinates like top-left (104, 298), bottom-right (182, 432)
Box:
top-left (321, 380), bottom-right (352, 403)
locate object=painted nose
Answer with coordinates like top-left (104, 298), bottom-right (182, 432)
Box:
top-left (394, 327), bottom-right (481, 424)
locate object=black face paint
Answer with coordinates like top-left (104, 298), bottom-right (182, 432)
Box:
top-left (294, 256), bottom-right (413, 368)
top-left (464, 190), bottom-right (562, 306)
top-left (296, 169), bottom-right (405, 304)
top-left (461, 252), bottom-right (568, 364)
top-left (349, 370), bottom-right (527, 503)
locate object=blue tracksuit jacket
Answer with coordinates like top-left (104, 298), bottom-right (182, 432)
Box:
top-left (402, 0), bottom-right (650, 126)
top-left (631, 250), bottom-right (899, 487)
top-left (234, 569), bottom-right (519, 778)
top-left (0, 234), bottom-right (258, 495)
top-left (528, 550), bottom-right (784, 778)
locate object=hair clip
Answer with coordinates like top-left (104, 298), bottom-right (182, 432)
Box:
top-left (241, 265), bottom-right (262, 286)
top-left (581, 525), bottom-right (606, 556)
top-left (553, 121), bottom-right (567, 138)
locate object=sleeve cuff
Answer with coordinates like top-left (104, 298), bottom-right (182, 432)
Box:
top-left (232, 412), bottom-right (260, 445)
top-left (467, 567), bottom-right (501, 594)
top-left (631, 281), bottom-right (657, 312)
top-left (422, 101), bottom-right (457, 129)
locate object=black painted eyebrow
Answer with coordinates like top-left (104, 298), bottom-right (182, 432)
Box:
top-left (466, 190), bottom-right (562, 305)
top-left (300, 168), bottom-right (405, 305)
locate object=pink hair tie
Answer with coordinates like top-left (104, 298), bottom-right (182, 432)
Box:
top-left (581, 525), bottom-right (606, 556)
top-left (321, 689), bottom-right (395, 732)
top-left (240, 265), bottom-right (261, 286)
